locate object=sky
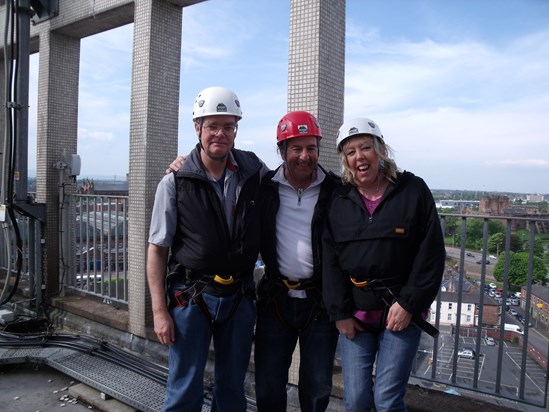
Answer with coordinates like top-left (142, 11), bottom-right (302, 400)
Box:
top-left (27, 0), bottom-right (549, 194)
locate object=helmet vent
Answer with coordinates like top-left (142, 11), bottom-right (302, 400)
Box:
top-left (298, 125), bottom-right (309, 134)
top-left (216, 103), bottom-right (227, 113)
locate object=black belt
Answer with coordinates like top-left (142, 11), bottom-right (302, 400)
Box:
top-left (349, 274), bottom-right (439, 338)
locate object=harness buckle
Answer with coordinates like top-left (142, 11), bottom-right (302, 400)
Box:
top-left (213, 274), bottom-right (235, 285)
top-left (282, 279), bottom-right (302, 290)
top-left (350, 276), bottom-right (369, 288)
top-left (174, 289), bottom-right (191, 307)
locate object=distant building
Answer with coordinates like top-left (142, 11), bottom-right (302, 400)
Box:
top-left (527, 194), bottom-right (545, 202)
top-left (522, 284), bottom-right (549, 329)
top-left (437, 200), bottom-right (479, 210)
top-left (431, 291), bottom-right (499, 327)
top-left (480, 195), bottom-right (509, 215)
top-left (433, 270), bottom-right (500, 327)
top-left (78, 177), bottom-right (129, 196)
top-left (503, 205), bottom-right (540, 216)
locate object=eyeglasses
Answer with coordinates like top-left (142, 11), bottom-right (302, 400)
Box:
top-left (203, 124), bottom-right (238, 135)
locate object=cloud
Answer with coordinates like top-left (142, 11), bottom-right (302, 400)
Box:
top-left (485, 159), bottom-right (549, 168)
top-left (23, 1), bottom-right (549, 193)
top-left (78, 128), bottom-right (114, 142)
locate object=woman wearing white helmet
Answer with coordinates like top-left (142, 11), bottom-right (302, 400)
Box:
top-left (323, 118), bottom-right (446, 412)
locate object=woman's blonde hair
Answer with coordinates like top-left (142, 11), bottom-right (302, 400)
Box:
top-left (339, 135), bottom-right (398, 185)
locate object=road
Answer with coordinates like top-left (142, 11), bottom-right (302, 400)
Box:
top-left (445, 246), bottom-right (496, 279)
top-left (415, 329), bottom-right (548, 411)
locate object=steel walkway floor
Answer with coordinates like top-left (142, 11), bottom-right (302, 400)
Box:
top-left (0, 343), bottom-right (226, 412)
top-left (0, 345), bottom-right (168, 411)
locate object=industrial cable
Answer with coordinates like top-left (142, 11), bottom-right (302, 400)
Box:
top-left (0, 330), bottom-right (169, 385)
top-left (1, 0), bottom-right (24, 307)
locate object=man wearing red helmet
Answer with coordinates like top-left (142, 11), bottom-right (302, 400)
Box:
top-left (254, 111), bottom-right (340, 412)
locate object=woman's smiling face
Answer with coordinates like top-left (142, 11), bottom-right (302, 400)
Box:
top-left (342, 135), bottom-right (379, 188)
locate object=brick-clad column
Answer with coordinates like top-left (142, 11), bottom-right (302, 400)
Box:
top-left (35, 31), bottom-right (80, 297)
top-left (127, 0), bottom-right (183, 337)
top-left (288, 0), bottom-right (345, 174)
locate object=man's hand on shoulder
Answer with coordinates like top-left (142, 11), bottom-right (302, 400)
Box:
top-left (165, 155), bottom-right (187, 174)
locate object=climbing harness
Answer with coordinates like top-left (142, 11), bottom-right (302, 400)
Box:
top-left (168, 265), bottom-right (255, 325)
top-left (257, 273), bottom-right (323, 331)
top-left (349, 275), bottom-right (439, 337)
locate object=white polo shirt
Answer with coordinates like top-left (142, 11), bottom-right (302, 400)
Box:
top-left (272, 166), bottom-right (325, 285)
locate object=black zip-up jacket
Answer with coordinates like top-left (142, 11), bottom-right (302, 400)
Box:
top-left (168, 145), bottom-right (262, 280)
top-left (322, 171), bottom-right (445, 322)
top-left (260, 164), bottom-right (341, 290)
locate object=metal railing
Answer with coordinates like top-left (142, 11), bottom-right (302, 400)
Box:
top-left (2, 199), bottom-right (549, 408)
top-left (411, 212), bottom-right (549, 409)
top-left (65, 194), bottom-right (129, 303)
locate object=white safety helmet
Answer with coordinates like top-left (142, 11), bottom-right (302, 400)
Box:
top-left (336, 118), bottom-right (384, 152)
top-left (192, 86), bottom-right (243, 120)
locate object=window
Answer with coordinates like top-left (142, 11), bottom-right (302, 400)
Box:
top-left (447, 313), bottom-right (452, 321)
top-left (467, 304), bottom-right (472, 312)
top-left (448, 303), bottom-right (453, 310)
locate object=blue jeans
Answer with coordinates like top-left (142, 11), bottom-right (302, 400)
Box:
top-left (164, 289), bottom-right (256, 412)
top-left (339, 324), bottom-right (421, 412)
top-left (254, 297), bottom-right (339, 412)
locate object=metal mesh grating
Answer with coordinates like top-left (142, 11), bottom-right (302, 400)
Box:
top-left (0, 346), bottom-right (220, 412)
top-left (49, 351), bottom-right (166, 411)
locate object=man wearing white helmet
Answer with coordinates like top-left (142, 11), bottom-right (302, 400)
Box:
top-left (147, 86), bottom-right (267, 411)
top-left (322, 118), bottom-right (445, 412)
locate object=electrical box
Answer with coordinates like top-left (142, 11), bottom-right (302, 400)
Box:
top-left (0, 309), bottom-right (15, 325)
top-left (69, 154), bottom-right (81, 177)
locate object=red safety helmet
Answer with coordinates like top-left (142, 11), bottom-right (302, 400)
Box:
top-left (276, 111), bottom-right (322, 143)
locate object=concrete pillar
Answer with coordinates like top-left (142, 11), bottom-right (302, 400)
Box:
top-left (127, 0), bottom-right (183, 337)
top-left (288, 0), bottom-right (345, 174)
top-left (35, 31), bottom-right (80, 297)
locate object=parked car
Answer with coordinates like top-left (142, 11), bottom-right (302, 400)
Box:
top-left (516, 314), bottom-right (524, 322)
top-left (476, 260), bottom-right (490, 264)
top-left (489, 254), bottom-right (497, 259)
top-left (486, 337), bottom-right (496, 346)
top-left (509, 309), bottom-right (518, 316)
top-left (458, 348), bottom-right (475, 359)
top-left (466, 252), bottom-right (475, 258)
top-left (520, 318), bottom-right (533, 327)
top-left (489, 282), bottom-right (497, 289)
